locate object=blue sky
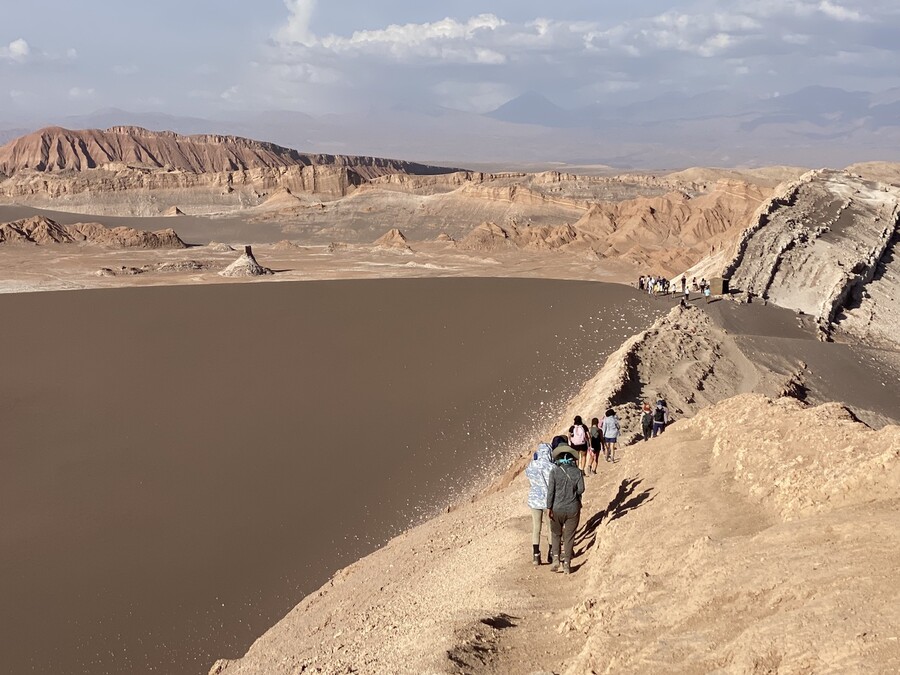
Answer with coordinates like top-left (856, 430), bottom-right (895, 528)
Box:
top-left (2, 0), bottom-right (900, 119)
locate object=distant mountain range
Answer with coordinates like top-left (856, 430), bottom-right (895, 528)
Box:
top-left (3, 86), bottom-right (900, 169)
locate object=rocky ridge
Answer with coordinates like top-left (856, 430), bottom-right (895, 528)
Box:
top-left (210, 300), bottom-right (900, 674)
top-left (676, 170), bottom-right (900, 347)
top-left (0, 126), bottom-right (456, 178)
top-left (0, 215), bottom-right (186, 248)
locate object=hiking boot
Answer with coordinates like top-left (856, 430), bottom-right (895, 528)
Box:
top-left (549, 556), bottom-right (559, 572)
top-left (562, 561), bottom-right (571, 575)
top-left (532, 552), bottom-right (541, 566)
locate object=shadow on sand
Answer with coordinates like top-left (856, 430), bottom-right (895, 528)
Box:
top-left (574, 477), bottom-right (655, 563)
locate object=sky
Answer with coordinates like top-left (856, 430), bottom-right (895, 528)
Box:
top-left (2, 0), bottom-right (900, 120)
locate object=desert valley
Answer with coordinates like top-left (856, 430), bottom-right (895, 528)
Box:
top-left (1, 122), bottom-right (899, 675)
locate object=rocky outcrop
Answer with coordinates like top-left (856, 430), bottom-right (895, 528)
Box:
top-left (456, 221), bottom-right (586, 253)
top-left (0, 215), bottom-right (186, 248)
top-left (374, 228), bottom-right (412, 253)
top-left (572, 180), bottom-right (769, 272)
top-left (557, 304), bottom-right (786, 443)
top-left (218, 246), bottom-right (274, 277)
top-left (723, 170), bottom-right (900, 338)
top-left (457, 221), bottom-right (517, 252)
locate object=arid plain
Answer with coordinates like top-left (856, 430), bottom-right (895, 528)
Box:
top-left (1, 126), bottom-right (899, 674)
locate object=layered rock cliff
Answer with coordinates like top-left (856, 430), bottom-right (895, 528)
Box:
top-left (0, 126), bottom-right (455, 178)
top-left (0, 127), bottom-right (460, 214)
top-left (720, 171), bottom-right (900, 343)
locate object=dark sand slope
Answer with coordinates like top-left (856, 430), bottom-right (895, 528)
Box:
top-left (0, 278), bottom-right (664, 675)
top-left (212, 304), bottom-right (900, 675)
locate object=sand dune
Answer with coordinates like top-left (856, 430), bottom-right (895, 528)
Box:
top-left (211, 303), bottom-right (900, 674)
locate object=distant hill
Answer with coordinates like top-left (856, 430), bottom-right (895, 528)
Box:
top-left (486, 92), bottom-right (577, 127)
top-left (0, 126), bottom-right (461, 178)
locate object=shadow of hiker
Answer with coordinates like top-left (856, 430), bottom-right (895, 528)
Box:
top-left (574, 477), bottom-right (655, 559)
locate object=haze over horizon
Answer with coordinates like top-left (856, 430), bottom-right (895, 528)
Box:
top-left (3, 0), bottom-right (900, 168)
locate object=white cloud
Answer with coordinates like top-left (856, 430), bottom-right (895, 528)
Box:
top-left (281, 14), bottom-right (511, 65)
top-left (261, 2), bottom-right (900, 112)
top-left (68, 87), bottom-right (96, 99)
top-left (1, 38), bottom-right (80, 65)
top-left (277, 0), bottom-right (317, 46)
top-left (9, 38), bottom-right (30, 61)
top-left (113, 64), bottom-right (139, 75)
top-left (817, 0), bottom-right (867, 22)
top-left (1, 38), bottom-right (31, 63)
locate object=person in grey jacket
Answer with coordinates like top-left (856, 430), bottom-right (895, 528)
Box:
top-left (525, 442), bottom-right (554, 565)
top-left (546, 440), bottom-right (585, 574)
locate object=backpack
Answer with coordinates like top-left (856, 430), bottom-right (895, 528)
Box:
top-left (654, 407), bottom-right (666, 423)
top-left (571, 425), bottom-right (586, 446)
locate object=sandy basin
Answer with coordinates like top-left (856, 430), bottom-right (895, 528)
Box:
top-left (0, 277), bottom-right (666, 674)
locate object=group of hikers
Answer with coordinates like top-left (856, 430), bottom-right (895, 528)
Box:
top-left (525, 398), bottom-right (670, 574)
top-left (639, 275), bottom-right (713, 303)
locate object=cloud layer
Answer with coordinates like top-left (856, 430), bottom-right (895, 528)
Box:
top-left (263, 0), bottom-right (900, 112)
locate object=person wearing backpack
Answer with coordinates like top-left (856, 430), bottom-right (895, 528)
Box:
top-left (652, 400), bottom-right (669, 437)
top-left (586, 417), bottom-right (602, 475)
top-left (525, 442), bottom-right (554, 565)
top-left (601, 408), bottom-right (621, 462)
top-left (568, 415), bottom-right (590, 475)
top-left (546, 441), bottom-right (585, 574)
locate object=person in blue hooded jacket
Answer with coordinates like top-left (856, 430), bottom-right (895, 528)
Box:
top-left (525, 442), bottom-right (554, 565)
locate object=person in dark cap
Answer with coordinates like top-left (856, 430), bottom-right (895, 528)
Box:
top-left (546, 439), bottom-right (585, 574)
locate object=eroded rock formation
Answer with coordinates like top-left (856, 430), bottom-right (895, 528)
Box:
top-left (218, 245), bottom-right (273, 277)
top-left (0, 215), bottom-right (186, 248)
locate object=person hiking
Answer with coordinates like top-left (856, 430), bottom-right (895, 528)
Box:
top-left (587, 417), bottom-right (602, 475)
top-left (547, 441), bottom-right (585, 574)
top-left (652, 400), bottom-right (669, 437)
top-left (525, 442), bottom-right (554, 565)
top-left (640, 401), bottom-right (654, 441)
top-left (601, 408), bottom-right (621, 462)
top-left (568, 415), bottom-right (590, 474)
top-left (704, 285), bottom-right (712, 303)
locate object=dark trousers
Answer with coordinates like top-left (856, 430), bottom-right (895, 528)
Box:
top-left (642, 425), bottom-right (653, 441)
top-left (652, 421), bottom-right (666, 437)
top-left (550, 509), bottom-right (581, 563)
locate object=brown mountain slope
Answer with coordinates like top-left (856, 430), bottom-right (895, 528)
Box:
top-left (0, 126), bottom-right (457, 178)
